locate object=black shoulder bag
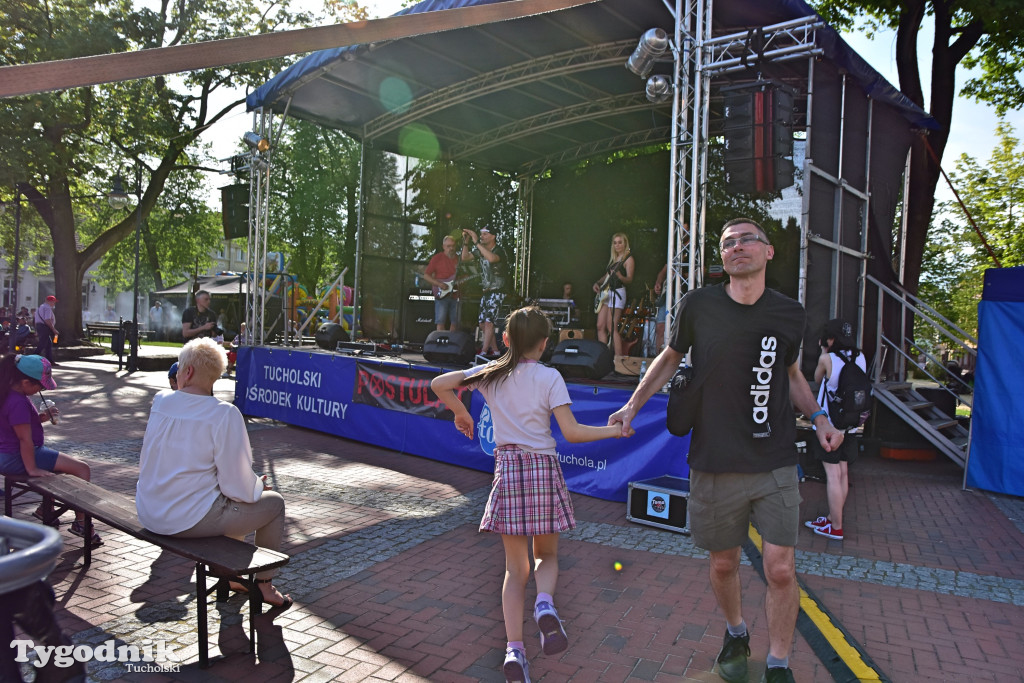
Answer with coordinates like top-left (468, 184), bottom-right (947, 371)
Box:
top-left (665, 356), bottom-right (719, 437)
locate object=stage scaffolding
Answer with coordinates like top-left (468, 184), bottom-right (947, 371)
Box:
top-left (242, 0), bottom-right (915, 366)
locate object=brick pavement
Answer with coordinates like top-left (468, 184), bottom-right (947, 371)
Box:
top-left (5, 359), bottom-right (1023, 682)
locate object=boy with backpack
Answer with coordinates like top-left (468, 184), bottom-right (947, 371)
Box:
top-left (804, 319), bottom-right (871, 540)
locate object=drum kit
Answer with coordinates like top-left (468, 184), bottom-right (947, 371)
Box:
top-left (617, 290), bottom-right (659, 357)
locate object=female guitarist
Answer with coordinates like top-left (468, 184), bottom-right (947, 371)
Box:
top-left (591, 232), bottom-right (635, 356)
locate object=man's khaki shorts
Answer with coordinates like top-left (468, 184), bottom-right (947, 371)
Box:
top-left (688, 465), bottom-right (801, 551)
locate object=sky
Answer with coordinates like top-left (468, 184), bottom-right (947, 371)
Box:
top-left (198, 1), bottom-right (1022, 204)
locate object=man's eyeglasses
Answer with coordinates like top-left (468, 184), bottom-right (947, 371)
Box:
top-left (720, 234), bottom-right (770, 251)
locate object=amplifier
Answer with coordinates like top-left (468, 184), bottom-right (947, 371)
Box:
top-left (403, 296), bottom-right (436, 344)
top-left (626, 476), bottom-right (689, 534)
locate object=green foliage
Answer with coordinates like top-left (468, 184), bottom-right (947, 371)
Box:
top-left (919, 120), bottom-right (1023, 341)
top-left (0, 0), bottom-right (318, 337)
top-left (91, 165), bottom-right (223, 293)
top-left (267, 120), bottom-right (363, 293)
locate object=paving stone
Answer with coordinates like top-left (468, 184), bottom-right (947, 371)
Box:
top-left (20, 361), bottom-right (1024, 682)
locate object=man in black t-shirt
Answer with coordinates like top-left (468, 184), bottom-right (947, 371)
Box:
top-left (181, 290), bottom-right (218, 340)
top-left (461, 226), bottom-right (508, 356)
top-left (610, 218), bottom-right (843, 683)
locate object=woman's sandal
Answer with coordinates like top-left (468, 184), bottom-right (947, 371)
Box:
top-left (255, 578), bottom-right (293, 611)
top-left (228, 581), bottom-right (249, 594)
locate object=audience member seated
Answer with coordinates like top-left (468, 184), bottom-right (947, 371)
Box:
top-left (0, 354), bottom-right (101, 545)
top-left (135, 338), bottom-right (291, 611)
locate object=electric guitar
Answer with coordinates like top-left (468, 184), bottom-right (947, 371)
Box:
top-left (419, 271), bottom-right (482, 299)
top-left (594, 250), bottom-right (631, 313)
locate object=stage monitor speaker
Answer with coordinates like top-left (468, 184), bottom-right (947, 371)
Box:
top-left (315, 322), bottom-right (349, 351)
top-left (550, 339), bottom-right (613, 380)
top-left (423, 330), bottom-right (475, 365)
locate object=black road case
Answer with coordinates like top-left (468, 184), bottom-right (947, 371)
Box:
top-left (626, 475), bottom-right (690, 534)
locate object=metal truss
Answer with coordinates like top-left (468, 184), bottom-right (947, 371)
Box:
top-left (245, 107), bottom-right (283, 347)
top-left (450, 92), bottom-right (658, 161)
top-left (363, 40), bottom-right (636, 141)
top-left (519, 126), bottom-right (671, 176)
top-left (702, 15), bottom-right (824, 76)
top-left (662, 0), bottom-right (705, 347)
top-left (514, 175), bottom-right (535, 296)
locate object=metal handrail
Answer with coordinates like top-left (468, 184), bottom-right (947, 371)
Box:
top-left (866, 274), bottom-right (978, 357)
top-left (0, 517), bottom-right (63, 595)
top-left (882, 277), bottom-right (978, 347)
top-left (878, 333), bottom-right (972, 409)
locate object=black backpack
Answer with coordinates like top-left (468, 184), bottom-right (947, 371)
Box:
top-left (827, 351), bottom-right (872, 429)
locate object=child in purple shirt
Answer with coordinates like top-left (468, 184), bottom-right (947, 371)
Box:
top-left (0, 354), bottom-right (101, 546)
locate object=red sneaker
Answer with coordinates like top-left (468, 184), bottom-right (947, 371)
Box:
top-left (813, 522), bottom-right (843, 540)
top-left (804, 516), bottom-right (828, 530)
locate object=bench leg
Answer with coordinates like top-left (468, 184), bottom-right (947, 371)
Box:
top-left (248, 573), bottom-right (259, 655)
top-left (196, 562), bottom-right (209, 669)
top-left (83, 515), bottom-right (93, 566)
top-left (3, 477), bottom-right (12, 517)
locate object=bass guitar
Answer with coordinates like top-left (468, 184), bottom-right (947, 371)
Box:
top-left (594, 250), bottom-right (631, 313)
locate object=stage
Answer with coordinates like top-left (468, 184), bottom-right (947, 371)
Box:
top-left (234, 346), bottom-right (688, 502)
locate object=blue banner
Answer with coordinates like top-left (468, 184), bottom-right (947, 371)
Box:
top-left (235, 347), bottom-right (688, 501)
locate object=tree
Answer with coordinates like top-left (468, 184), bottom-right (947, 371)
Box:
top-left (266, 120), bottom-right (363, 294)
top-left (812, 0), bottom-right (1024, 296)
top-left (0, 0), bottom-right (319, 341)
top-left (919, 120), bottom-right (1024, 342)
top-left (87, 165), bottom-right (224, 296)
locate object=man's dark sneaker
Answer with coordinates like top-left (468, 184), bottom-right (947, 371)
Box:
top-left (761, 666), bottom-right (796, 682)
top-left (716, 630), bottom-right (750, 682)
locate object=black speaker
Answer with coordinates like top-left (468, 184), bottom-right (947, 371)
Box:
top-left (220, 184), bottom-right (249, 240)
top-left (423, 330), bottom-right (475, 365)
top-left (315, 322), bottom-right (349, 351)
top-left (549, 339), bottom-right (613, 380)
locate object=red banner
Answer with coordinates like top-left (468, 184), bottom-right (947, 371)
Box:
top-left (353, 363), bottom-right (471, 420)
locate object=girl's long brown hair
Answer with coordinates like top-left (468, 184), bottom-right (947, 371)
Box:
top-left (462, 306), bottom-right (552, 389)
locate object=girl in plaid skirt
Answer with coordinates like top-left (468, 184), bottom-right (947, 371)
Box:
top-left (432, 306), bottom-right (627, 683)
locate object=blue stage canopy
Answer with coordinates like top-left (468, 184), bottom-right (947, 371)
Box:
top-left (246, 0), bottom-right (936, 174)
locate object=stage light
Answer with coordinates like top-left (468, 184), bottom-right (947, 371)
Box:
top-left (626, 28), bottom-right (669, 79)
top-left (645, 75), bottom-right (673, 104)
top-left (242, 131), bottom-right (270, 153)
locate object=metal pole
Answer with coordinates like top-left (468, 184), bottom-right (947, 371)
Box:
top-left (11, 187), bottom-right (21, 325)
top-left (128, 166), bottom-right (141, 373)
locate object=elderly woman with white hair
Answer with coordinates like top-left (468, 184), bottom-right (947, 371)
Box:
top-left (136, 337), bottom-right (291, 611)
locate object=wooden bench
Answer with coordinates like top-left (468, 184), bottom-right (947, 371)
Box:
top-left (85, 321), bottom-right (122, 342)
top-left (3, 474), bottom-right (290, 669)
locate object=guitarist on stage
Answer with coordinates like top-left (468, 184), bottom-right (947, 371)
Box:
top-left (592, 232), bottom-right (635, 356)
top-left (422, 235), bottom-right (462, 332)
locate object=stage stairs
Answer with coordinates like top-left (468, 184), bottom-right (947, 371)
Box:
top-left (865, 274), bottom-right (977, 470)
top-left (871, 382), bottom-right (969, 468)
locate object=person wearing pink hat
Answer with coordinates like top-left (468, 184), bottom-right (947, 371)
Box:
top-left (34, 295), bottom-right (59, 364)
top-left (0, 354), bottom-right (101, 546)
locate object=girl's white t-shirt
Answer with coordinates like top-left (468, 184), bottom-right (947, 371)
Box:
top-left (464, 361), bottom-right (571, 455)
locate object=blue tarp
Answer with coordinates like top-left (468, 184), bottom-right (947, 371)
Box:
top-left (965, 266), bottom-right (1024, 496)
